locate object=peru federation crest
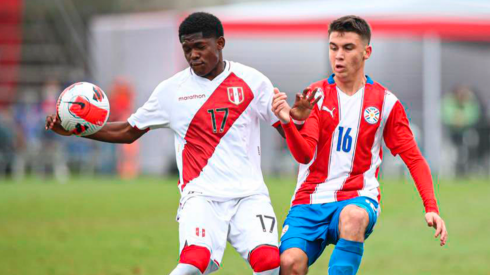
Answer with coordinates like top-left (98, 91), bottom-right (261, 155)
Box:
top-left (364, 106), bottom-right (380, 124)
top-left (227, 87), bottom-right (245, 105)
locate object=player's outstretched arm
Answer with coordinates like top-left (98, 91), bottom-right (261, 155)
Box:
top-left (45, 114), bottom-right (146, 144)
top-left (398, 146), bottom-right (448, 246)
top-left (425, 212), bottom-right (448, 246)
top-left (272, 88), bottom-right (318, 164)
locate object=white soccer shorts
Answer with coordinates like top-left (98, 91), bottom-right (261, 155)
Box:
top-left (177, 194), bottom-right (278, 273)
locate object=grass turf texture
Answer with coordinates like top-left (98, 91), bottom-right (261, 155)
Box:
top-left (0, 177), bottom-right (489, 275)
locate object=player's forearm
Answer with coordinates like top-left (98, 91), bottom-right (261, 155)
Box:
top-left (399, 146), bottom-right (439, 214)
top-left (282, 119), bottom-right (316, 164)
top-left (84, 121), bottom-right (144, 144)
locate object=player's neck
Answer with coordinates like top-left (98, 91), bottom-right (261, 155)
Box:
top-left (335, 72), bottom-right (366, 96)
top-left (204, 59), bottom-right (225, 81)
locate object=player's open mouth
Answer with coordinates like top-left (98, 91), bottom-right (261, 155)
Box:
top-left (335, 64), bottom-right (345, 71)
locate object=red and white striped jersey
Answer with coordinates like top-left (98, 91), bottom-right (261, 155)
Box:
top-left (291, 75), bottom-right (416, 206)
top-left (128, 61), bottom-right (279, 202)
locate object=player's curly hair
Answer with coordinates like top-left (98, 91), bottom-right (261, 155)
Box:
top-left (328, 15), bottom-right (371, 45)
top-left (178, 12), bottom-right (224, 41)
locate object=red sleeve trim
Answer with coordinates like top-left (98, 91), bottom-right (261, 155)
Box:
top-left (399, 146), bottom-right (439, 214)
top-left (272, 120), bottom-right (281, 128)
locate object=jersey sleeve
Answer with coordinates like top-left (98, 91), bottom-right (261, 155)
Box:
top-left (255, 74), bottom-right (280, 127)
top-left (399, 146), bottom-right (439, 214)
top-left (383, 101), bottom-right (417, 156)
top-left (127, 80), bottom-right (172, 130)
top-left (282, 106), bottom-right (321, 164)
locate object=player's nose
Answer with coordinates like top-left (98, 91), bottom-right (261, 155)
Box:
top-left (190, 49), bottom-right (200, 60)
top-left (335, 50), bottom-right (344, 60)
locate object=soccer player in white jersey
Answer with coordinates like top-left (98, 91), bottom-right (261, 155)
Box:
top-left (45, 12), bottom-right (281, 275)
top-left (271, 16), bottom-right (448, 275)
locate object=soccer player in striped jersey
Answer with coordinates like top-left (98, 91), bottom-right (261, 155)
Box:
top-left (46, 12), bottom-right (281, 275)
top-left (272, 15), bottom-right (448, 275)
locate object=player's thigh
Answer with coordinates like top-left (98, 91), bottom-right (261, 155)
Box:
top-left (330, 197), bottom-right (379, 242)
top-left (178, 197), bottom-right (228, 262)
top-left (228, 195), bottom-right (279, 260)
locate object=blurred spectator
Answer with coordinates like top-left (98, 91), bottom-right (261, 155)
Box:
top-left (0, 107), bottom-right (17, 179)
top-left (442, 85), bottom-right (482, 177)
top-left (109, 77), bottom-right (139, 179)
top-left (12, 79), bottom-right (70, 183)
top-left (12, 91), bottom-right (44, 180)
top-left (39, 79), bottom-right (70, 182)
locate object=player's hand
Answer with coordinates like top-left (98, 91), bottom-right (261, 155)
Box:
top-left (272, 88), bottom-right (291, 123)
top-left (45, 114), bottom-right (72, 136)
top-left (290, 87), bottom-right (322, 121)
top-left (425, 212), bottom-right (447, 246)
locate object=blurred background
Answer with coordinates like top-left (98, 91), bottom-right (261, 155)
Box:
top-left (1, 0), bottom-right (490, 180)
top-left (1, 0), bottom-right (490, 274)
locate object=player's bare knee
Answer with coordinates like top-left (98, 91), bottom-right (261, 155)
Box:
top-left (280, 249), bottom-right (308, 275)
top-left (179, 245), bottom-right (211, 274)
top-left (339, 206), bottom-right (369, 237)
top-left (249, 245), bottom-right (280, 273)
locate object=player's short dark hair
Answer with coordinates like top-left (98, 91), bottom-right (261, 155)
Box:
top-left (178, 12), bottom-right (224, 40)
top-left (328, 15), bottom-right (371, 45)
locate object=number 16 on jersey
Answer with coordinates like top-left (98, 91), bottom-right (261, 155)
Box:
top-left (336, 126), bottom-right (353, 153)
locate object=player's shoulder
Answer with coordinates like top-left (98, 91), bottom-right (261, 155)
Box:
top-left (307, 76), bottom-right (335, 101)
top-left (153, 68), bottom-right (192, 94)
top-left (310, 79), bottom-right (330, 89)
top-left (228, 61), bottom-right (270, 83)
top-left (369, 77), bottom-right (399, 103)
top-left (310, 75), bottom-right (338, 91)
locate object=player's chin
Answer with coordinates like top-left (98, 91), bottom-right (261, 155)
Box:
top-left (192, 66), bottom-right (209, 77)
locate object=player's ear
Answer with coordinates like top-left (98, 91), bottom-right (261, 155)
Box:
top-left (216, 36), bottom-right (225, 50)
top-left (363, 44), bottom-right (372, 60)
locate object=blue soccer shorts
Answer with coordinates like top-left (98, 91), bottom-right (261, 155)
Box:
top-left (279, 196), bottom-right (379, 266)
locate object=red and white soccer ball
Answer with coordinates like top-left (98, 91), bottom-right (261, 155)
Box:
top-left (56, 82), bottom-right (110, 136)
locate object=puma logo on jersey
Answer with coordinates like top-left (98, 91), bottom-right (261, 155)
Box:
top-left (322, 106), bottom-right (335, 118)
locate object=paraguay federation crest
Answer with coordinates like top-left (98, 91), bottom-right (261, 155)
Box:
top-left (364, 106), bottom-right (380, 124)
top-left (227, 87), bottom-right (245, 105)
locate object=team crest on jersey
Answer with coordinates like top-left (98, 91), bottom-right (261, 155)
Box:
top-left (227, 87), bottom-right (245, 105)
top-left (364, 106), bottom-right (380, 124)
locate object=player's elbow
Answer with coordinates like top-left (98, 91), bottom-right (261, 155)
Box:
top-left (293, 153), bottom-right (313, 164)
top-left (121, 125), bottom-right (145, 144)
top-left (123, 135), bottom-right (139, 144)
top-left (123, 139), bottom-right (135, 144)
top-left (300, 157), bottom-right (311, 164)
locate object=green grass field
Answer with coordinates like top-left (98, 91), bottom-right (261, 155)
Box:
top-left (1, 177), bottom-right (489, 275)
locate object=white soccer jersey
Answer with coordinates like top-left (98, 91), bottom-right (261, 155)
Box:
top-left (128, 61), bottom-right (279, 202)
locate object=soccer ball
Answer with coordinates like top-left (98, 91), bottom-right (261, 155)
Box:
top-left (56, 82), bottom-right (110, 136)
